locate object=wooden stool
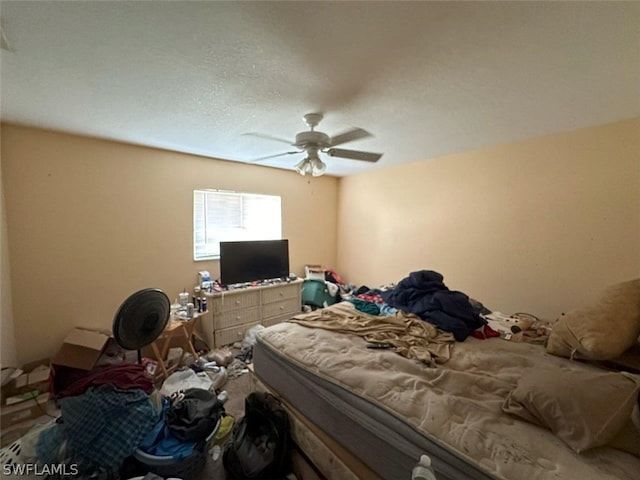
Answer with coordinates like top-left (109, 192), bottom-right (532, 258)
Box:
top-left (149, 315), bottom-right (200, 381)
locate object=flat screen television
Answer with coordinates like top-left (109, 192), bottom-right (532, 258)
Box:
top-left (219, 239), bottom-right (290, 285)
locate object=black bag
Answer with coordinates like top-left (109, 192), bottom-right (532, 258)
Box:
top-left (166, 388), bottom-right (225, 442)
top-left (223, 392), bottom-right (291, 480)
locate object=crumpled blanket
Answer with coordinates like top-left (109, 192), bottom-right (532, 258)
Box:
top-left (288, 302), bottom-right (455, 365)
top-left (381, 270), bottom-right (485, 341)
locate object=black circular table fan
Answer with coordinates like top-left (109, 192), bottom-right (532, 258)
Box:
top-left (112, 288), bottom-right (170, 362)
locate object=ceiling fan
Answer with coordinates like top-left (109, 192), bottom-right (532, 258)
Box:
top-left (247, 113), bottom-right (383, 176)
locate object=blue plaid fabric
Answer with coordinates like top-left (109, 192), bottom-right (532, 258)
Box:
top-left (55, 384), bottom-right (158, 469)
top-left (35, 421), bottom-right (64, 465)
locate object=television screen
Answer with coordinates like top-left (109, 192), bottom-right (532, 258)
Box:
top-left (219, 239), bottom-right (290, 285)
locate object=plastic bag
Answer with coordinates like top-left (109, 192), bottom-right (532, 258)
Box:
top-left (160, 368), bottom-right (212, 396)
top-left (207, 366), bottom-right (228, 391)
top-left (241, 325), bottom-right (265, 350)
top-left (208, 347), bottom-right (234, 367)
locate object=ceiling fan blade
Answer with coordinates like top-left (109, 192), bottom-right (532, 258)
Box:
top-left (326, 148), bottom-right (382, 163)
top-left (329, 128), bottom-right (372, 147)
top-left (243, 132), bottom-right (294, 145)
top-left (250, 151), bottom-right (302, 162)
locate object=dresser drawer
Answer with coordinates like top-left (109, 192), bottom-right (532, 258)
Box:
top-left (262, 298), bottom-right (301, 320)
top-left (207, 281), bottom-right (302, 348)
top-left (215, 322), bottom-right (260, 347)
top-left (261, 283), bottom-right (301, 304)
top-left (214, 306), bottom-right (260, 330)
top-left (211, 290), bottom-right (260, 314)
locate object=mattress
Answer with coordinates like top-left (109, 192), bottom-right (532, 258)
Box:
top-left (253, 307), bottom-right (640, 480)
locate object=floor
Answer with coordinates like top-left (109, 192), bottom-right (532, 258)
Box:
top-left (196, 369), bottom-right (254, 479)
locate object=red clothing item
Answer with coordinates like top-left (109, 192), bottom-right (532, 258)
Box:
top-left (471, 324), bottom-right (501, 340)
top-left (325, 268), bottom-right (345, 285)
top-left (56, 363), bottom-right (153, 398)
top-left (356, 293), bottom-right (385, 304)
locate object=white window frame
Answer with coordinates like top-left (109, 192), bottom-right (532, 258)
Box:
top-left (193, 189), bottom-right (282, 261)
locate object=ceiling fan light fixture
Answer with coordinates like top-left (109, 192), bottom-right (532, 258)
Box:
top-left (294, 156), bottom-right (326, 177)
top-left (294, 158), bottom-right (313, 176)
top-left (310, 157), bottom-right (326, 177)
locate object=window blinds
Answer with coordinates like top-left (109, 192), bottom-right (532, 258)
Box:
top-left (194, 190), bottom-right (282, 260)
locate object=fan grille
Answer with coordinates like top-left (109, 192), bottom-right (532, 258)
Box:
top-left (112, 288), bottom-right (170, 351)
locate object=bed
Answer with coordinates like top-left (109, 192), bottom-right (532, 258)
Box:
top-left (253, 301), bottom-right (640, 480)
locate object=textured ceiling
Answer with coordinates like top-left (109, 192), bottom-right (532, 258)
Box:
top-left (1, 1), bottom-right (638, 176)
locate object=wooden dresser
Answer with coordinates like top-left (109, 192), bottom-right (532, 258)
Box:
top-left (201, 279), bottom-right (302, 348)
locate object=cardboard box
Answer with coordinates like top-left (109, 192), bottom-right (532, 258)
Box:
top-left (0, 392), bottom-right (49, 430)
top-left (50, 327), bottom-right (113, 394)
top-left (1, 424), bottom-right (31, 447)
top-left (52, 328), bottom-right (112, 371)
top-left (1, 359), bottom-right (52, 411)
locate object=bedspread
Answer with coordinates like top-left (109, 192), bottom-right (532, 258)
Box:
top-left (258, 311), bottom-right (640, 480)
top-left (289, 301), bottom-right (455, 365)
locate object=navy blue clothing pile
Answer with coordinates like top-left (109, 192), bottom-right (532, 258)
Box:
top-left (381, 270), bottom-right (485, 341)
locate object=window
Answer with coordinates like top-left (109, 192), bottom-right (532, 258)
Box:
top-left (193, 189), bottom-right (282, 261)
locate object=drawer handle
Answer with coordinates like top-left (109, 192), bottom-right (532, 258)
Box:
top-left (280, 306), bottom-right (284, 310)
top-left (236, 316), bottom-right (241, 320)
top-left (235, 300), bottom-right (241, 305)
top-left (279, 292), bottom-right (284, 297)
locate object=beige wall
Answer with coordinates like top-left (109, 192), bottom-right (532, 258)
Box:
top-left (1, 136), bottom-right (18, 370)
top-left (2, 124), bottom-right (338, 364)
top-left (337, 118), bottom-right (640, 320)
top-left (3, 119), bottom-right (639, 363)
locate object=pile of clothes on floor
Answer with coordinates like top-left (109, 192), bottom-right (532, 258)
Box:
top-left (6, 362), bottom-right (228, 480)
